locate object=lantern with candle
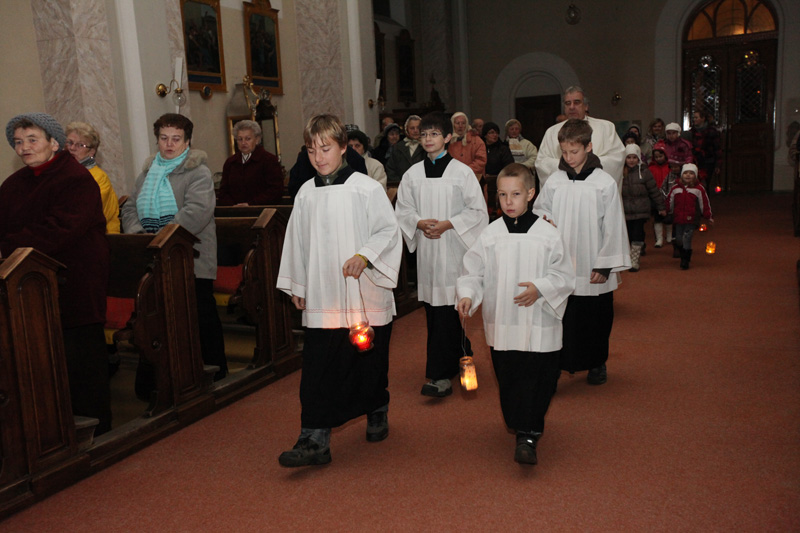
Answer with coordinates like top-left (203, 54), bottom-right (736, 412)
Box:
top-left (460, 356), bottom-right (478, 391)
top-left (699, 224), bottom-right (707, 232)
top-left (705, 241), bottom-right (716, 254)
top-left (349, 320), bottom-right (375, 352)
top-left (715, 186), bottom-right (722, 193)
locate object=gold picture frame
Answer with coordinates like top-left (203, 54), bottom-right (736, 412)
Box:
top-left (180, 0), bottom-right (227, 92)
top-left (243, 0), bottom-right (284, 95)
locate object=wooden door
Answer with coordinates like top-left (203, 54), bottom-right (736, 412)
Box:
top-left (515, 94), bottom-right (562, 148)
top-left (683, 37), bottom-right (777, 192)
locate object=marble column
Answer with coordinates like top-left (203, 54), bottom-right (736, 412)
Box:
top-left (294, 0), bottom-right (346, 120)
top-left (30, 0), bottom-right (125, 194)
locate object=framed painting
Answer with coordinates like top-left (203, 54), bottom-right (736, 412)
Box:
top-left (396, 29), bottom-right (415, 104)
top-left (180, 0), bottom-right (227, 92)
top-left (243, 0), bottom-right (284, 95)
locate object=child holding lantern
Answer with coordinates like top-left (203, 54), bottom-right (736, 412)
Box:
top-left (395, 112), bottom-right (489, 398)
top-left (276, 114), bottom-right (402, 467)
top-left (666, 163), bottom-right (713, 270)
top-left (457, 163), bottom-right (574, 464)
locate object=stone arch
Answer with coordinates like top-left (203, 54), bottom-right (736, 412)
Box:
top-left (490, 52), bottom-right (579, 127)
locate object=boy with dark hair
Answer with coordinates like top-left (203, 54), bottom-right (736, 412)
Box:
top-left (396, 113), bottom-right (488, 398)
top-left (276, 114), bottom-right (402, 467)
top-left (533, 119), bottom-right (630, 385)
top-left (457, 163), bottom-right (574, 464)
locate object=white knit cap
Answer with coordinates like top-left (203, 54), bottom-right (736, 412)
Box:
top-left (624, 143), bottom-right (641, 159)
top-left (665, 122), bottom-right (681, 132)
top-left (681, 163), bottom-right (698, 176)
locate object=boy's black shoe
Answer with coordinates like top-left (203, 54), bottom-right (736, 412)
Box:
top-left (514, 433), bottom-right (539, 465)
top-left (587, 365), bottom-right (607, 385)
top-left (420, 378), bottom-right (452, 398)
top-left (366, 411), bottom-right (389, 442)
top-left (278, 437), bottom-right (331, 467)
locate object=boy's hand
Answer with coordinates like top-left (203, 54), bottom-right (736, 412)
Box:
top-left (342, 255), bottom-right (367, 278)
top-left (428, 220), bottom-right (453, 237)
top-left (417, 218), bottom-right (440, 239)
top-left (291, 295), bottom-right (306, 310)
top-left (589, 271), bottom-right (608, 284)
top-left (457, 298), bottom-right (472, 318)
top-left (514, 282), bottom-right (539, 306)
top-left (542, 215), bottom-right (557, 228)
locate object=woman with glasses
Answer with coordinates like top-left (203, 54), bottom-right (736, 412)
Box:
top-left (65, 122), bottom-right (120, 233)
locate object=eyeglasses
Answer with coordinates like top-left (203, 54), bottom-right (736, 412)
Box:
top-left (65, 140), bottom-right (89, 149)
top-left (418, 132), bottom-right (442, 139)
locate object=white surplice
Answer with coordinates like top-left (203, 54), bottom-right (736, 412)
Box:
top-left (533, 168), bottom-right (631, 295)
top-left (395, 158), bottom-right (488, 306)
top-left (456, 217), bottom-right (575, 352)
top-left (277, 172), bottom-right (402, 328)
top-left (535, 116), bottom-right (626, 188)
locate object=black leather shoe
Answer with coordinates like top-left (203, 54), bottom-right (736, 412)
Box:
top-left (278, 437), bottom-right (331, 467)
top-left (514, 433), bottom-right (539, 465)
top-left (366, 411), bottom-right (389, 442)
top-left (587, 365), bottom-right (607, 385)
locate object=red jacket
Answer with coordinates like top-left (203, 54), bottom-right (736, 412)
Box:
top-left (648, 160), bottom-right (670, 189)
top-left (667, 181), bottom-right (712, 226)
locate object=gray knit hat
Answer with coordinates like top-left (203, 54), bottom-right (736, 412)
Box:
top-left (6, 112), bottom-right (66, 151)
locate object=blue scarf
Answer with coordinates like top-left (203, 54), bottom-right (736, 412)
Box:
top-left (137, 149), bottom-right (188, 233)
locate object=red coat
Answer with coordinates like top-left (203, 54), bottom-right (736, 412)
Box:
top-left (0, 151), bottom-right (109, 328)
top-left (667, 181), bottom-right (712, 226)
top-left (447, 131), bottom-right (487, 178)
top-left (217, 145), bottom-right (284, 205)
top-left (648, 161), bottom-right (670, 189)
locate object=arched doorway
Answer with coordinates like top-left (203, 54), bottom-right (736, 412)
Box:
top-left (682, 0), bottom-right (778, 192)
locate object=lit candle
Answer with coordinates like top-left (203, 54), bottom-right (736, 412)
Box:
top-left (699, 224), bottom-right (707, 232)
top-left (715, 186), bottom-right (722, 193)
top-left (459, 356), bottom-right (478, 391)
top-left (349, 321), bottom-right (375, 352)
top-left (705, 242), bottom-right (716, 254)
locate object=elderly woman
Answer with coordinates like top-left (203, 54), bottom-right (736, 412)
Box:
top-left (121, 113), bottom-right (227, 380)
top-left (0, 113), bottom-right (111, 433)
top-left (65, 121), bottom-right (120, 233)
top-left (448, 111), bottom-right (486, 179)
top-left (504, 119), bottom-right (538, 170)
top-left (217, 120), bottom-right (284, 206)
top-left (346, 128), bottom-right (387, 191)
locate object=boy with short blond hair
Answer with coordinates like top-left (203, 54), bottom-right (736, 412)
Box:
top-left (276, 114), bottom-right (402, 467)
top-left (533, 119), bottom-right (630, 385)
top-left (457, 163), bottom-right (574, 464)
top-left (395, 113), bottom-right (488, 398)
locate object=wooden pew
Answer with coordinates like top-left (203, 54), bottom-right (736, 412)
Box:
top-left (0, 248), bottom-right (93, 516)
top-left (105, 225), bottom-right (216, 419)
top-left (212, 208), bottom-right (301, 406)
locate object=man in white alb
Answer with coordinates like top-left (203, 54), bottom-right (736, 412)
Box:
top-left (535, 86), bottom-right (625, 189)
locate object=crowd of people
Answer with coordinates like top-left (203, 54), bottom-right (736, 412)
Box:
top-left (0, 85), bottom-right (715, 461)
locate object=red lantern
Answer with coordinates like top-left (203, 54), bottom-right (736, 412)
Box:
top-left (715, 186), bottom-right (722, 193)
top-left (349, 321), bottom-right (375, 352)
top-left (699, 224), bottom-right (707, 232)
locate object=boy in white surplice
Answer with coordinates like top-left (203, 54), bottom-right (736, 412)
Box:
top-left (276, 114), bottom-right (402, 467)
top-left (457, 163), bottom-right (574, 465)
top-left (532, 119), bottom-right (630, 386)
top-left (395, 113), bottom-right (488, 399)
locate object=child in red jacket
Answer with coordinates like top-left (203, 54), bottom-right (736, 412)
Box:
top-left (648, 141), bottom-right (670, 247)
top-left (666, 164), bottom-right (713, 270)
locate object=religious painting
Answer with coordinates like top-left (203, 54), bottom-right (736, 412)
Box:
top-left (396, 29), bottom-right (415, 104)
top-left (180, 0), bottom-right (227, 92)
top-left (244, 0), bottom-right (284, 95)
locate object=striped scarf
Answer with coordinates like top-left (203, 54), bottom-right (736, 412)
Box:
top-left (137, 148), bottom-right (188, 233)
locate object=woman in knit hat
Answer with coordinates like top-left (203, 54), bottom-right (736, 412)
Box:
top-left (1, 112), bottom-right (111, 434)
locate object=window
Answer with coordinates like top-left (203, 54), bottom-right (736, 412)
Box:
top-left (687, 0), bottom-right (775, 41)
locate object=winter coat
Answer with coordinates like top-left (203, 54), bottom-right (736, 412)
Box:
top-left (648, 160), bottom-right (670, 189)
top-left (667, 180), bottom-right (712, 226)
top-left (690, 123), bottom-right (722, 171)
top-left (122, 149), bottom-right (218, 280)
top-left (621, 164), bottom-right (665, 220)
top-left (484, 140), bottom-right (515, 176)
top-left (663, 137), bottom-right (694, 165)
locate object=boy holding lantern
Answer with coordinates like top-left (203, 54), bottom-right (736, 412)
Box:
top-left (457, 163), bottom-right (575, 464)
top-left (395, 113), bottom-right (489, 398)
top-left (276, 114), bottom-right (402, 467)
top-left (666, 163), bottom-right (713, 270)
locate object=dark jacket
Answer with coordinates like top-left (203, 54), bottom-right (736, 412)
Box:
top-left (385, 141), bottom-right (424, 183)
top-left (622, 164), bottom-right (665, 220)
top-left (484, 140), bottom-right (514, 176)
top-left (218, 144), bottom-right (283, 205)
top-left (0, 151), bottom-right (109, 328)
top-left (288, 145), bottom-right (367, 200)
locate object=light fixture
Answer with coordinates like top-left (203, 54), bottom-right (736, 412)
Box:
top-left (566, 3), bottom-right (581, 24)
top-left (612, 92), bottom-right (622, 106)
top-left (156, 79), bottom-right (187, 107)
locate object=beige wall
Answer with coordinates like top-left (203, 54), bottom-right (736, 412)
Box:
top-left (0, 0), bottom-right (46, 181)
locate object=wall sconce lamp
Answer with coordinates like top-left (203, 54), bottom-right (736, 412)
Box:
top-left (156, 79), bottom-right (187, 107)
top-left (612, 92), bottom-right (622, 106)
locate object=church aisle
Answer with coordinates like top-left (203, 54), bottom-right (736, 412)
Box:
top-left (1, 194), bottom-right (798, 531)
